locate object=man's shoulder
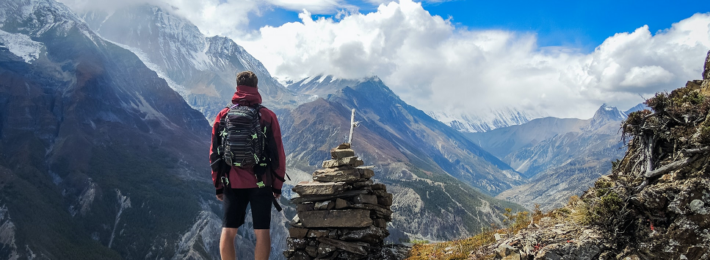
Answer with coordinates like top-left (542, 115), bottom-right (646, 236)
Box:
top-left (258, 106), bottom-right (279, 122)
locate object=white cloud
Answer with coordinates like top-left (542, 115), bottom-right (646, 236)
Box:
top-left (236, 0), bottom-right (710, 119)
top-left (620, 66), bottom-right (673, 87)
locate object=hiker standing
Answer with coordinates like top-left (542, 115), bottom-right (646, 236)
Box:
top-left (209, 71), bottom-right (287, 260)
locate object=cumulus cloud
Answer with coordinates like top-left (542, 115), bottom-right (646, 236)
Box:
top-left (237, 0), bottom-right (710, 119)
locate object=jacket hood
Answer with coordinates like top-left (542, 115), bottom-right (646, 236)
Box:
top-left (232, 85), bottom-right (262, 105)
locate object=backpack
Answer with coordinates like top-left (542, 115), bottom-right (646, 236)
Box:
top-left (219, 104), bottom-right (267, 170)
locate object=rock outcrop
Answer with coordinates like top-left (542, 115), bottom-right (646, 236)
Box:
top-left (472, 51), bottom-right (710, 260)
top-left (284, 143), bottom-right (406, 260)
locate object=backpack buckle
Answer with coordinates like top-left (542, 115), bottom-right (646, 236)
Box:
top-left (256, 181), bottom-right (265, 188)
top-left (221, 176), bottom-right (230, 186)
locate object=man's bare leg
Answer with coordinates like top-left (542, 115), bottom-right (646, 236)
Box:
top-left (220, 228), bottom-right (238, 260)
top-left (254, 229), bottom-right (271, 260)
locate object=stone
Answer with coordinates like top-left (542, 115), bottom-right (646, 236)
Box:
top-left (288, 238), bottom-right (308, 249)
top-left (318, 237), bottom-right (370, 256)
top-left (290, 250), bottom-right (312, 260)
top-left (689, 199), bottom-right (707, 214)
top-left (352, 180), bottom-right (373, 188)
top-left (353, 194), bottom-right (378, 205)
top-left (305, 246), bottom-right (318, 257)
top-left (297, 203), bottom-right (315, 212)
top-left (373, 219), bottom-right (387, 228)
top-left (291, 190), bottom-right (369, 204)
top-left (335, 198), bottom-right (349, 209)
top-left (331, 148), bottom-right (355, 159)
top-left (336, 143), bottom-right (350, 149)
top-left (349, 203), bottom-right (393, 220)
top-left (372, 190), bottom-right (388, 197)
top-left (289, 227), bottom-right (310, 238)
top-left (307, 230), bottom-right (329, 238)
top-left (314, 201), bottom-right (334, 210)
top-left (357, 168), bottom-right (374, 179)
top-left (313, 168), bottom-right (361, 183)
top-left (292, 181), bottom-right (345, 196)
top-left (290, 215), bottom-right (303, 227)
top-left (318, 243), bottom-right (337, 258)
top-left (494, 233), bottom-right (508, 241)
top-left (328, 229), bottom-right (340, 239)
top-left (378, 193), bottom-right (393, 206)
top-left (322, 156), bottom-right (364, 168)
top-left (371, 183), bottom-right (386, 190)
top-left (300, 210), bottom-right (373, 228)
top-left (497, 243), bottom-right (517, 258)
top-left (283, 249), bottom-right (295, 258)
top-left (340, 226), bottom-right (389, 243)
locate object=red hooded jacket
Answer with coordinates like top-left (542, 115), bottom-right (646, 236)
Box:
top-left (210, 85), bottom-right (286, 194)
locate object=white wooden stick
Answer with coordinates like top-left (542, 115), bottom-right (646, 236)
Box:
top-left (348, 109), bottom-right (356, 144)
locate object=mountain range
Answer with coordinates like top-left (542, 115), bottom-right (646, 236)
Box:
top-left (0, 1), bottom-right (540, 259)
top-left (467, 104), bottom-right (647, 210)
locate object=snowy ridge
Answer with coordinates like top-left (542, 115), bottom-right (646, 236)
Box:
top-left (428, 108), bottom-right (540, 133)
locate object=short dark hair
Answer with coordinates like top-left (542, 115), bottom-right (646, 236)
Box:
top-left (237, 71), bottom-right (258, 87)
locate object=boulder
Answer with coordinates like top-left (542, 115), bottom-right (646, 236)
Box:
top-left (292, 181), bottom-right (345, 196)
top-left (373, 219), bottom-right (387, 228)
top-left (300, 210), bottom-right (373, 228)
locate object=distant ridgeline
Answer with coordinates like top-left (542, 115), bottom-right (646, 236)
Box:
top-left (413, 50), bottom-right (710, 260)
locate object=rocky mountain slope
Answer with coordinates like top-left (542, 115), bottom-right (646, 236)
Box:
top-left (80, 5), bottom-right (302, 120)
top-left (474, 51), bottom-right (710, 259)
top-left (293, 75), bottom-right (536, 133)
top-left (468, 105), bottom-right (630, 210)
top-left (280, 76), bottom-right (525, 242)
top-left (0, 1), bottom-right (287, 259)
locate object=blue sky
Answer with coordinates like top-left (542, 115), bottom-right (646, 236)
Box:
top-left (249, 0), bottom-right (707, 52)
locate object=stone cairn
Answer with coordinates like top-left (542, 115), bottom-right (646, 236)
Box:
top-left (284, 143), bottom-right (393, 260)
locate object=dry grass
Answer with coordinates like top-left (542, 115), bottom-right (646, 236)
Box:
top-left (406, 207), bottom-right (548, 259)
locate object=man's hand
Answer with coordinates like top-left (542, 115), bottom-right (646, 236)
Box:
top-left (273, 193), bottom-right (281, 200)
top-left (216, 194), bottom-right (224, 201)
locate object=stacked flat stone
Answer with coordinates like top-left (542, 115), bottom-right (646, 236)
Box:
top-left (284, 143), bottom-right (393, 260)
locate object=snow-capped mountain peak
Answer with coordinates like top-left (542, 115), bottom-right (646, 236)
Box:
top-left (428, 108), bottom-right (539, 133)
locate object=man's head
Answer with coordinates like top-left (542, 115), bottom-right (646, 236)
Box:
top-left (237, 71), bottom-right (258, 88)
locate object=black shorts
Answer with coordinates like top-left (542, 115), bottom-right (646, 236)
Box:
top-left (223, 188), bottom-right (273, 229)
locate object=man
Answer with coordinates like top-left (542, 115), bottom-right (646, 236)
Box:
top-left (209, 71), bottom-right (286, 260)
